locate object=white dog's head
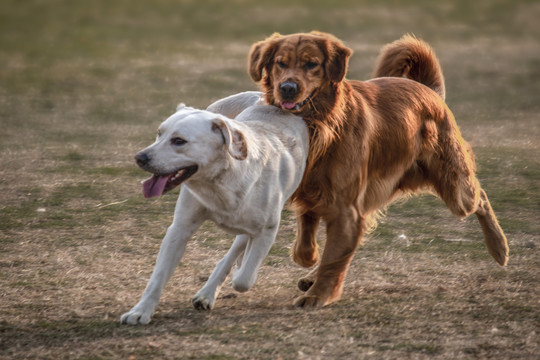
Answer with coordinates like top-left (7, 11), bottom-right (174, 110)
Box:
top-left (135, 105), bottom-right (248, 198)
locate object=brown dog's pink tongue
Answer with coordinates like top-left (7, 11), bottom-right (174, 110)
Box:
top-left (142, 175), bottom-right (170, 198)
top-left (281, 101), bottom-right (296, 110)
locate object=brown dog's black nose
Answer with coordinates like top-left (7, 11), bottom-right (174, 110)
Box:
top-left (135, 152), bottom-right (150, 167)
top-left (279, 81), bottom-right (298, 99)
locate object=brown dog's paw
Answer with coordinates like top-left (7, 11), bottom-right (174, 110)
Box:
top-left (297, 277), bottom-right (314, 292)
top-left (291, 247), bottom-right (319, 268)
top-left (293, 294), bottom-right (326, 308)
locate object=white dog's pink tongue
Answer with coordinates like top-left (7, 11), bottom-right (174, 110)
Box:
top-left (142, 175), bottom-right (170, 198)
top-left (280, 101), bottom-right (296, 110)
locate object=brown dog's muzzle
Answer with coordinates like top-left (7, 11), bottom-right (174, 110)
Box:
top-left (279, 81), bottom-right (299, 100)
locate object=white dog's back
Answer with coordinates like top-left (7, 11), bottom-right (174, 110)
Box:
top-left (207, 91), bottom-right (265, 119)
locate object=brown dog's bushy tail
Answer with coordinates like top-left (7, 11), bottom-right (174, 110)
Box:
top-left (373, 34), bottom-right (446, 101)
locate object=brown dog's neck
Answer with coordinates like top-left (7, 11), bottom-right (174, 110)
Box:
top-left (302, 82), bottom-right (351, 169)
top-left (289, 81), bottom-right (354, 214)
top-left (262, 79), bottom-right (352, 180)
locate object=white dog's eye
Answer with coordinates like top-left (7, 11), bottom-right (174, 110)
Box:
top-left (171, 137), bottom-right (187, 146)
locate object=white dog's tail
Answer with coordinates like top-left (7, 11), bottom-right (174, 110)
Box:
top-left (373, 34), bottom-right (446, 101)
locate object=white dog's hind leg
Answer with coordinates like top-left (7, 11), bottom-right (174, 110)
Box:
top-left (232, 226), bottom-right (279, 293)
top-left (192, 234), bottom-right (249, 310)
top-left (121, 190), bottom-right (206, 325)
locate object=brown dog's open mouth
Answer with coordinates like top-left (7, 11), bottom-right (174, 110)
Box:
top-left (280, 91), bottom-right (315, 111)
top-left (141, 165), bottom-right (198, 198)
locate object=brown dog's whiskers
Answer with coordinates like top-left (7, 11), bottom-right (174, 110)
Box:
top-left (307, 94), bottom-right (322, 116)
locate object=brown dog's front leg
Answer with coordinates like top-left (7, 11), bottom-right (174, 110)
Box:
top-left (292, 210), bottom-right (321, 268)
top-left (293, 205), bottom-right (363, 308)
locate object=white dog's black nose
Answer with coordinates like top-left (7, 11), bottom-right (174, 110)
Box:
top-left (279, 81), bottom-right (298, 99)
top-left (135, 152), bottom-right (151, 167)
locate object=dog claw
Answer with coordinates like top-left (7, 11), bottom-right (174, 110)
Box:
top-left (293, 294), bottom-right (325, 308)
top-left (191, 296), bottom-right (214, 311)
top-left (297, 277), bottom-right (314, 292)
top-left (120, 309), bottom-right (152, 325)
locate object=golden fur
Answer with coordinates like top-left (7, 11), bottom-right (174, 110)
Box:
top-left (248, 32), bottom-right (509, 307)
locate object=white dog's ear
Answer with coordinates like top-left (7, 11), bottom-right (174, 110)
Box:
top-left (212, 118), bottom-right (248, 160)
top-left (176, 103), bottom-right (186, 111)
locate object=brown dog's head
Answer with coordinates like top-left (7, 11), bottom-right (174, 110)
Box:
top-left (248, 31), bottom-right (352, 116)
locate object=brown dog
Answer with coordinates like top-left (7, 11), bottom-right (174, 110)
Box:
top-left (248, 32), bottom-right (509, 307)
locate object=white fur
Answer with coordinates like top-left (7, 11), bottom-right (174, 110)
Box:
top-left (121, 92), bottom-right (308, 325)
top-left (206, 91), bottom-right (266, 118)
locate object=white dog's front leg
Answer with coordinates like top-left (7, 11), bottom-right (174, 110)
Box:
top-left (121, 189), bottom-right (205, 325)
top-left (232, 225), bottom-right (279, 293)
top-left (192, 234), bottom-right (249, 310)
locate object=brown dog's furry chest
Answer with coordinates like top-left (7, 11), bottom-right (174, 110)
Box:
top-left (291, 84), bottom-right (366, 214)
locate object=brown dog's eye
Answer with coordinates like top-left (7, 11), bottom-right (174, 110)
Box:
top-left (305, 61), bottom-right (318, 70)
top-left (277, 61), bottom-right (287, 69)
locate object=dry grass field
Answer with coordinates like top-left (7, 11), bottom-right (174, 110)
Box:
top-left (1, 0), bottom-right (539, 359)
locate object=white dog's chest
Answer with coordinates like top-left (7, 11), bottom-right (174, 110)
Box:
top-left (206, 208), bottom-right (268, 236)
top-left (184, 183), bottom-right (277, 237)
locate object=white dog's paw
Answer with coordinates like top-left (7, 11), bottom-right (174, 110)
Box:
top-left (120, 307), bottom-right (153, 325)
top-left (191, 293), bottom-right (215, 311)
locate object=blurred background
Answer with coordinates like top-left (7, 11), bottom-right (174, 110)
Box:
top-left (1, 0), bottom-right (538, 358)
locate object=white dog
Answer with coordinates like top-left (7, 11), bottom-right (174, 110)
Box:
top-left (121, 92), bottom-right (308, 325)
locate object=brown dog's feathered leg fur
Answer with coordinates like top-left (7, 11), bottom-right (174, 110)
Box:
top-left (373, 34), bottom-right (446, 100)
top-left (292, 211), bottom-right (321, 268)
top-left (428, 118), bottom-right (510, 265)
top-left (475, 189), bottom-right (509, 265)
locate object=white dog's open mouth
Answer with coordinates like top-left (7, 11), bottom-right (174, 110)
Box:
top-left (141, 165), bottom-right (198, 198)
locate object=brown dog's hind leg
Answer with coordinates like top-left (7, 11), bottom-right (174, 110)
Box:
top-left (438, 177), bottom-right (509, 266)
top-left (429, 130), bottom-right (509, 266)
top-left (293, 206), bottom-right (364, 307)
top-left (292, 211), bottom-right (321, 268)
top-left (475, 189), bottom-right (509, 265)
top-left (438, 176), bottom-right (509, 266)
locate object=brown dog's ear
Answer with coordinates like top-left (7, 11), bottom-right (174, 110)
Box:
top-left (248, 33), bottom-right (281, 82)
top-left (212, 118), bottom-right (248, 160)
top-left (315, 32), bottom-right (352, 83)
